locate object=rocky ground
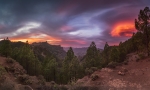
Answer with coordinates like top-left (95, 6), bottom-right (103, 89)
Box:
top-left (77, 53), bottom-right (150, 90)
top-left (0, 52), bottom-right (150, 90)
top-left (0, 56), bottom-right (46, 90)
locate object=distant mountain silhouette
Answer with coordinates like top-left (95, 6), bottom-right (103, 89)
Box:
top-left (32, 42), bottom-right (66, 60)
top-left (8, 41), bottom-right (66, 61)
top-left (64, 47), bottom-right (103, 57)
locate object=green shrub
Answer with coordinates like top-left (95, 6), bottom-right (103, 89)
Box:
top-left (0, 80), bottom-right (15, 90)
top-left (0, 65), bottom-right (6, 77)
top-left (69, 85), bottom-right (99, 90)
top-left (85, 67), bottom-right (98, 76)
top-left (6, 58), bottom-right (15, 64)
top-left (18, 75), bottom-right (32, 85)
top-left (107, 61), bottom-right (119, 68)
top-left (37, 75), bottom-right (46, 85)
top-left (138, 53), bottom-right (145, 59)
top-left (0, 65), bottom-right (6, 84)
top-left (5, 66), bottom-right (15, 73)
top-left (123, 60), bottom-right (128, 65)
top-left (59, 85), bottom-right (68, 90)
top-left (85, 68), bottom-right (93, 76)
top-left (90, 67), bottom-right (98, 71)
top-left (24, 79), bottom-right (32, 85)
top-left (69, 85), bottom-right (88, 90)
top-left (90, 74), bottom-right (99, 81)
top-left (88, 87), bottom-right (99, 90)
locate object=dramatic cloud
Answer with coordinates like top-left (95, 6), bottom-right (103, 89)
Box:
top-left (111, 22), bottom-right (136, 37)
top-left (0, 0), bottom-right (150, 48)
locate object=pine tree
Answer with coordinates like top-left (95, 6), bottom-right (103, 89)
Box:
top-left (11, 47), bottom-right (20, 60)
top-left (62, 47), bottom-right (80, 84)
top-left (69, 56), bottom-right (80, 81)
top-left (110, 47), bottom-right (120, 62)
top-left (0, 38), bottom-right (11, 57)
top-left (66, 47), bottom-right (74, 62)
top-left (118, 42), bottom-right (126, 62)
top-left (16, 41), bottom-right (42, 75)
top-left (135, 7), bottom-right (150, 56)
top-left (84, 42), bottom-right (101, 68)
top-left (104, 42), bottom-right (109, 50)
top-left (102, 42), bottom-right (110, 66)
top-left (62, 47), bottom-right (72, 83)
top-left (43, 57), bottom-right (58, 81)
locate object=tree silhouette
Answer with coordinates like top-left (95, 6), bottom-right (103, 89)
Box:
top-left (62, 47), bottom-right (75, 83)
top-left (0, 38), bottom-right (11, 57)
top-left (43, 57), bottom-right (58, 81)
top-left (110, 47), bottom-right (119, 62)
top-left (104, 42), bottom-right (109, 50)
top-left (84, 42), bottom-right (100, 68)
top-left (135, 7), bottom-right (150, 56)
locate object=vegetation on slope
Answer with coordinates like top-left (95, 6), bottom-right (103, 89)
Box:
top-left (0, 7), bottom-right (149, 86)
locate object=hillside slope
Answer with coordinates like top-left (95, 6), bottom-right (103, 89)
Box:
top-left (76, 53), bottom-right (150, 90)
top-left (63, 47), bottom-right (88, 57)
top-left (32, 42), bottom-right (66, 60)
top-left (0, 56), bottom-right (47, 90)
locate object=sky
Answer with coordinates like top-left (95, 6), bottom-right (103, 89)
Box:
top-left (0, 0), bottom-right (150, 48)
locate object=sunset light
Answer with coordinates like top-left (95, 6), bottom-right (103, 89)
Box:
top-left (111, 22), bottom-right (136, 37)
top-left (0, 0), bottom-right (148, 48)
top-left (1, 1), bottom-right (150, 89)
top-left (11, 33), bottom-right (62, 44)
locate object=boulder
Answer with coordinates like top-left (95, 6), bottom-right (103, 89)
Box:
top-left (118, 71), bottom-right (125, 76)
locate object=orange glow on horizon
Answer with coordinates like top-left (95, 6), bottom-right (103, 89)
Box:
top-left (111, 22), bottom-right (136, 37)
top-left (11, 38), bottom-right (62, 44)
top-left (11, 34), bottom-right (62, 44)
